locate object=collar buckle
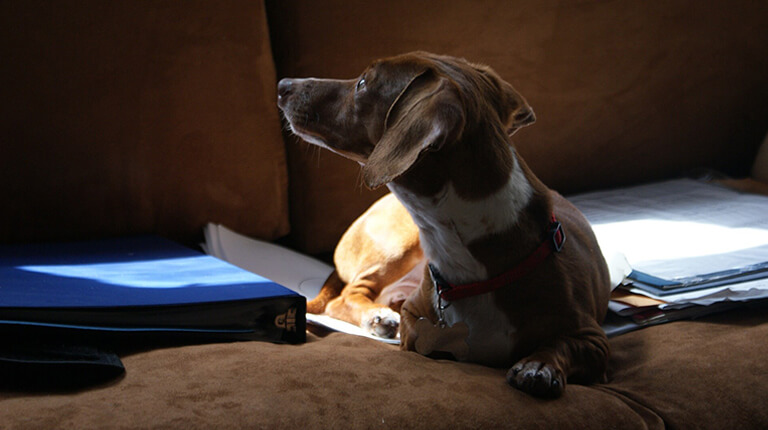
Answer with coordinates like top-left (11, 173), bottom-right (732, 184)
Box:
top-left (428, 263), bottom-right (450, 296)
top-left (549, 220), bottom-right (566, 253)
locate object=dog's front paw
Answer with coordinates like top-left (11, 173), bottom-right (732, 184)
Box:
top-left (362, 307), bottom-right (400, 339)
top-left (506, 360), bottom-right (565, 398)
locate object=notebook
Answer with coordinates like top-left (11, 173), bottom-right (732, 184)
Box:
top-left (0, 235), bottom-right (306, 344)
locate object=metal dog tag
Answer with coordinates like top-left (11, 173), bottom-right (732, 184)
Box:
top-left (413, 317), bottom-right (470, 361)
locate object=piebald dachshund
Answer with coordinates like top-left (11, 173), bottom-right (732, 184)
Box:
top-left (277, 52), bottom-right (610, 398)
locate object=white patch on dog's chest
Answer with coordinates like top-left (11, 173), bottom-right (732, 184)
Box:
top-left (389, 164), bottom-right (532, 283)
top-left (389, 162), bottom-right (533, 365)
top-left (391, 182), bottom-right (489, 283)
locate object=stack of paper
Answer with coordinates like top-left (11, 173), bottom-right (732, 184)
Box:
top-left (570, 178), bottom-right (768, 325)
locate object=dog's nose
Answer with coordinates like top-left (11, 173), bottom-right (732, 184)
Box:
top-left (277, 79), bottom-right (293, 105)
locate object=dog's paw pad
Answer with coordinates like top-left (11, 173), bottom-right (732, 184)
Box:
top-left (362, 308), bottom-right (400, 339)
top-left (506, 360), bottom-right (564, 398)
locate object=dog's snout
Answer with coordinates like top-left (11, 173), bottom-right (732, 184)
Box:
top-left (278, 79), bottom-right (292, 96)
top-left (277, 79), bottom-right (293, 106)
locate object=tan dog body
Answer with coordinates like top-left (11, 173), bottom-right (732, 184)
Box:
top-left (278, 52), bottom-right (610, 397)
top-left (311, 193), bottom-right (423, 338)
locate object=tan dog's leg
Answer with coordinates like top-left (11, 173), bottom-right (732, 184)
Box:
top-left (308, 194), bottom-right (422, 338)
top-left (325, 263), bottom-right (412, 338)
top-left (307, 270), bottom-right (345, 315)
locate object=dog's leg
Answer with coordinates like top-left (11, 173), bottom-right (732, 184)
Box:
top-left (315, 193), bottom-right (422, 338)
top-left (307, 270), bottom-right (345, 314)
top-left (506, 322), bottom-right (609, 398)
top-left (325, 262), bottom-right (415, 338)
top-left (308, 266), bottom-right (408, 339)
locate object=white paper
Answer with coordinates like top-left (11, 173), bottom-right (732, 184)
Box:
top-left (570, 178), bottom-right (768, 307)
top-left (306, 314), bottom-right (399, 345)
top-left (203, 223), bottom-right (332, 299)
top-left (632, 277), bottom-right (768, 309)
top-left (571, 179), bottom-right (768, 281)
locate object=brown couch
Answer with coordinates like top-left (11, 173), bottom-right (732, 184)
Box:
top-left (2, 1), bottom-right (768, 428)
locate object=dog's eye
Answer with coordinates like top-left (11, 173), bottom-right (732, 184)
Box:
top-left (356, 77), bottom-right (366, 92)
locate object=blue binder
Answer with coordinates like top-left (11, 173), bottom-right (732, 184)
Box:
top-left (0, 236), bottom-right (306, 344)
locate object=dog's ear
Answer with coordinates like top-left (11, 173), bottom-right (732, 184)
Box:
top-left (500, 80), bottom-right (535, 136)
top-left (363, 71), bottom-right (464, 189)
top-left (473, 64), bottom-right (535, 136)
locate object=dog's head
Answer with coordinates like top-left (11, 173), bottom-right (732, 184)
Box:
top-left (277, 51), bottom-right (534, 189)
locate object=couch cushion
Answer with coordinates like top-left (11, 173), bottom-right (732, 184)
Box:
top-left (604, 307), bottom-right (768, 428)
top-left (267, 0), bottom-right (768, 253)
top-left (0, 0), bottom-right (289, 245)
top-left (2, 309), bottom-right (767, 429)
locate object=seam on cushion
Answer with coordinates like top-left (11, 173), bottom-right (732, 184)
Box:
top-left (592, 385), bottom-right (666, 430)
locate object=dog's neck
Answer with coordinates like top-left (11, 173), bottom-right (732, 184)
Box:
top-left (387, 143), bottom-right (552, 285)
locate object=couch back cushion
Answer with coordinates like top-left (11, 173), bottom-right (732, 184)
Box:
top-left (1, 0), bottom-right (289, 245)
top-left (268, 0), bottom-right (768, 254)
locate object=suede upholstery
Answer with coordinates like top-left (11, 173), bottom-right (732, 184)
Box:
top-left (0, 0), bottom-right (289, 246)
top-left (2, 1), bottom-right (768, 428)
top-left (268, 0), bottom-right (768, 253)
top-left (2, 309), bottom-right (767, 429)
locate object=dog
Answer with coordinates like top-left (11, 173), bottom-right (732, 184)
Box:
top-left (277, 52), bottom-right (611, 397)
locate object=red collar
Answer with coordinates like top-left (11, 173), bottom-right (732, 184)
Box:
top-left (429, 213), bottom-right (566, 302)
